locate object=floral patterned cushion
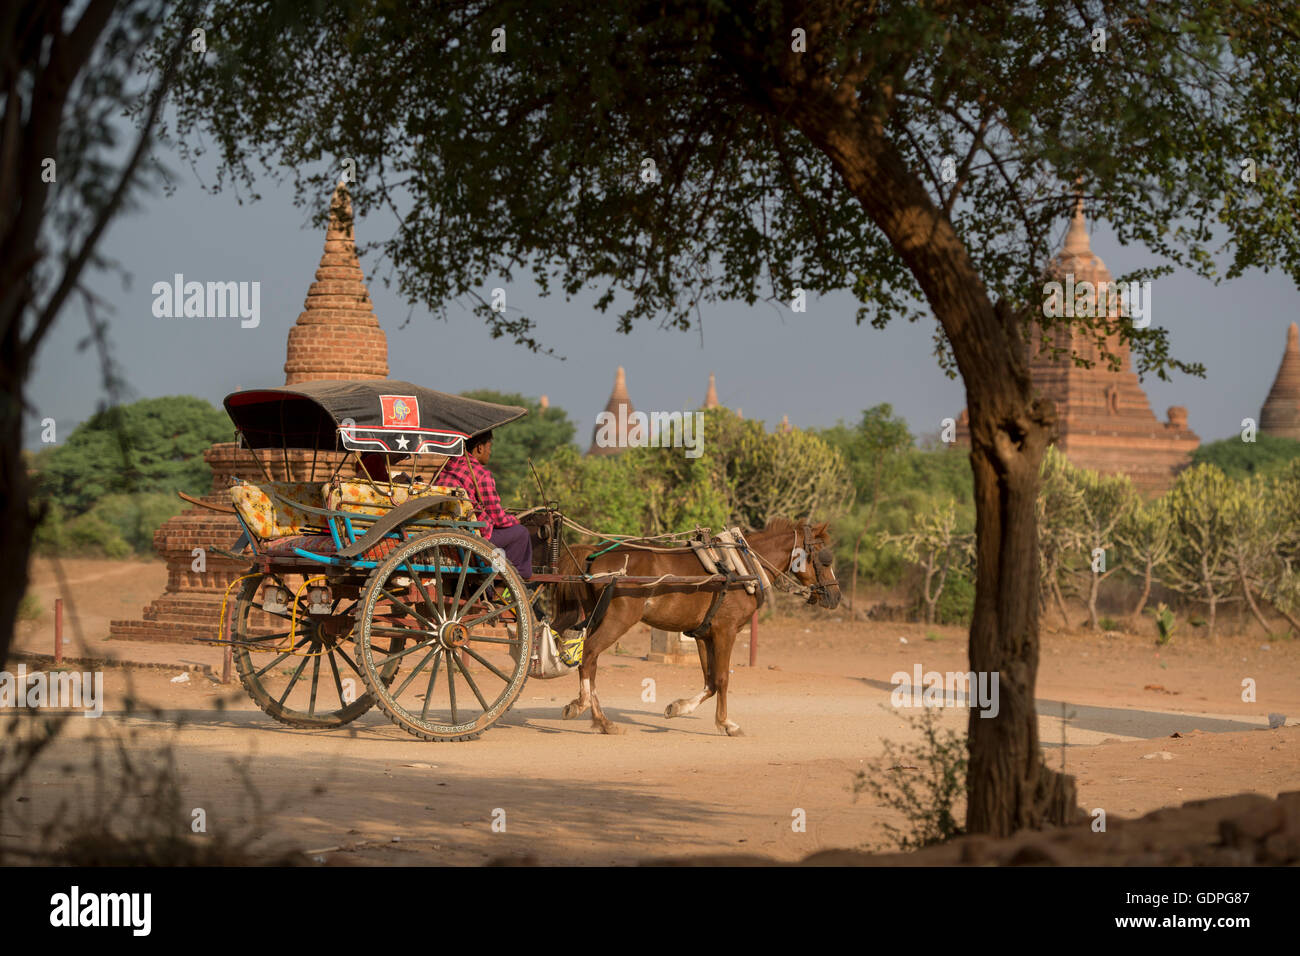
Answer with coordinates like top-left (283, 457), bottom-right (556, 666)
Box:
top-left (324, 480), bottom-right (474, 521)
top-left (229, 480), bottom-right (329, 539)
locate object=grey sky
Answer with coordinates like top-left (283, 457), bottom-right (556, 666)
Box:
top-left (25, 148), bottom-right (1298, 452)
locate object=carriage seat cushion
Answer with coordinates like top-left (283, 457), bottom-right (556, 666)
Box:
top-left (260, 533), bottom-right (403, 561)
top-left (324, 480), bottom-right (475, 522)
top-left (229, 480), bottom-right (330, 540)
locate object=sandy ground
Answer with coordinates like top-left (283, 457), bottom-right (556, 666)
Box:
top-left (4, 558), bottom-right (1299, 865)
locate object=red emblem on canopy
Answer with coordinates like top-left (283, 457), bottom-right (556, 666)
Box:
top-left (380, 395), bottom-right (419, 428)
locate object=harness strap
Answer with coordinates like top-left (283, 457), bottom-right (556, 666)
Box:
top-left (684, 579), bottom-right (730, 639)
top-left (575, 581), bottom-right (617, 635)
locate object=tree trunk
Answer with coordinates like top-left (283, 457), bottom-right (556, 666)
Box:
top-left (850, 521), bottom-right (871, 618)
top-left (1264, 596), bottom-right (1300, 634)
top-left (1052, 578), bottom-right (1071, 629)
top-left (0, 330), bottom-right (36, 668)
top-left (1130, 560), bottom-right (1153, 623)
top-left (923, 559), bottom-right (936, 625)
top-left (1239, 570), bottom-right (1272, 637)
top-left (754, 87), bottom-right (1078, 835)
top-left (1087, 573), bottom-right (1100, 630)
top-left (966, 403), bottom-right (1079, 836)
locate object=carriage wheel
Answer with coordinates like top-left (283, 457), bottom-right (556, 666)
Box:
top-left (231, 572), bottom-right (396, 729)
top-left (357, 531), bottom-right (533, 742)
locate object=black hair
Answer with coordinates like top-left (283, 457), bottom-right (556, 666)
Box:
top-left (466, 430), bottom-right (493, 452)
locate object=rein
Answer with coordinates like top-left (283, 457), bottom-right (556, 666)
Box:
top-left (752, 523), bottom-right (835, 602)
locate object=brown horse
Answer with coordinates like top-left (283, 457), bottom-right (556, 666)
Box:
top-left (544, 518), bottom-right (840, 735)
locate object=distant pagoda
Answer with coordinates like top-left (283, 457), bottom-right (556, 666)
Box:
top-left (1260, 323), bottom-right (1300, 441)
top-left (954, 199), bottom-right (1198, 494)
top-left (110, 183), bottom-right (389, 644)
top-left (703, 371), bottom-right (720, 409)
top-left (587, 366), bottom-right (635, 456)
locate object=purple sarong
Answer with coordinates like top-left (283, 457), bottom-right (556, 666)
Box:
top-left (489, 523), bottom-right (533, 580)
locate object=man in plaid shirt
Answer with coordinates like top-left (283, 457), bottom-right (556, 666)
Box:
top-left (439, 430), bottom-right (533, 580)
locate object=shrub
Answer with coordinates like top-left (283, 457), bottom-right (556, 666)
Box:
top-left (853, 708), bottom-right (967, 851)
top-left (935, 571), bottom-right (975, 626)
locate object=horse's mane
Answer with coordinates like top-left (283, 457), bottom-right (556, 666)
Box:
top-left (761, 516), bottom-right (799, 534)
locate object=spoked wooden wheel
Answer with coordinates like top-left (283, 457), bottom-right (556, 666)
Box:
top-left (231, 572), bottom-right (396, 729)
top-left (357, 531), bottom-right (533, 742)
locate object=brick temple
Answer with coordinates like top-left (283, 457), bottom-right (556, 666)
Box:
top-left (1260, 323), bottom-right (1300, 441)
top-left (954, 201), bottom-right (1199, 494)
top-left (109, 183), bottom-right (388, 644)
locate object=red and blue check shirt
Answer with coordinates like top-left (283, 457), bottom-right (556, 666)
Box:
top-left (437, 454), bottom-right (517, 538)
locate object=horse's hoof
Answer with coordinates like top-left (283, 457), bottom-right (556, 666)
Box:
top-left (596, 721), bottom-right (625, 735)
top-left (561, 702), bottom-right (582, 719)
top-left (721, 723), bottom-right (744, 737)
top-left (664, 703), bottom-right (680, 718)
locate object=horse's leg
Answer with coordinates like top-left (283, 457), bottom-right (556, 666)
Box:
top-left (561, 599), bottom-right (641, 734)
top-left (709, 622), bottom-right (744, 736)
top-left (665, 634), bottom-right (716, 718)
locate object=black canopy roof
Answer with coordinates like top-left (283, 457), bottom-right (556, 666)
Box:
top-left (224, 380), bottom-right (528, 457)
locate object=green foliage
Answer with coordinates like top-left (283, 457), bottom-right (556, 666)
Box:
top-left (1190, 435), bottom-right (1300, 481)
top-left (522, 409), bottom-right (847, 537)
top-left (853, 708), bottom-right (967, 852)
top-left (35, 397), bottom-right (232, 514)
top-left (881, 500), bottom-right (974, 625)
top-left (460, 390), bottom-right (576, 498)
top-left (160, 1), bottom-right (1297, 387)
top-left (1150, 603), bottom-right (1177, 646)
top-left (813, 405), bottom-right (913, 511)
top-left (1098, 616), bottom-right (1122, 632)
top-left (1162, 464), bottom-right (1240, 636)
top-left (699, 408), bottom-right (852, 530)
top-left (935, 572), bottom-right (975, 627)
top-left (838, 447), bottom-right (975, 587)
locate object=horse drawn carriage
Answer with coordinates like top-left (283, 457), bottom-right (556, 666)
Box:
top-left (204, 379), bottom-right (838, 742)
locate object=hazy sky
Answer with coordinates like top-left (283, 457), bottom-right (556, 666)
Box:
top-left (25, 145), bottom-right (1298, 452)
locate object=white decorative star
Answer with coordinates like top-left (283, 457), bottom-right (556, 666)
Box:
top-left (395, 435), bottom-right (410, 450)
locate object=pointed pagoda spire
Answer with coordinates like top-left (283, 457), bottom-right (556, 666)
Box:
top-left (539, 394), bottom-right (549, 410)
top-left (704, 371), bottom-right (720, 409)
top-left (1063, 194), bottom-right (1091, 256)
top-left (588, 366), bottom-right (636, 456)
top-left (284, 181), bottom-right (389, 384)
top-left (1052, 191), bottom-right (1109, 282)
top-left (779, 414), bottom-right (791, 433)
top-left (1261, 323), bottom-right (1300, 440)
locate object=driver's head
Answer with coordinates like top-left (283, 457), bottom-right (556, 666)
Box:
top-left (466, 430), bottom-right (493, 464)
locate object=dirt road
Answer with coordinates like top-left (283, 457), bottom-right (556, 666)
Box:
top-left (6, 559), bottom-right (1298, 864)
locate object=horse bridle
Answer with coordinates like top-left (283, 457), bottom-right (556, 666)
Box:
top-left (796, 522), bottom-right (836, 603)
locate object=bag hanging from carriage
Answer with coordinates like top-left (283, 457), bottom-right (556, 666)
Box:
top-left (529, 623), bottom-right (584, 679)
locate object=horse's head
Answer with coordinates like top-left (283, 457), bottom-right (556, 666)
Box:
top-left (789, 521), bottom-right (841, 609)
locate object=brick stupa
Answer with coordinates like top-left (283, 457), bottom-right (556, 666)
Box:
top-left (110, 184), bottom-right (389, 644)
top-left (703, 372), bottom-right (720, 409)
top-left (954, 200), bottom-right (1199, 494)
top-left (588, 366), bottom-right (636, 456)
top-left (1260, 323), bottom-right (1300, 441)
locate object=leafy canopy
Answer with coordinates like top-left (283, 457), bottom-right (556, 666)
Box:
top-left (34, 395), bottom-right (233, 513)
top-left (163, 1), bottom-right (1298, 379)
